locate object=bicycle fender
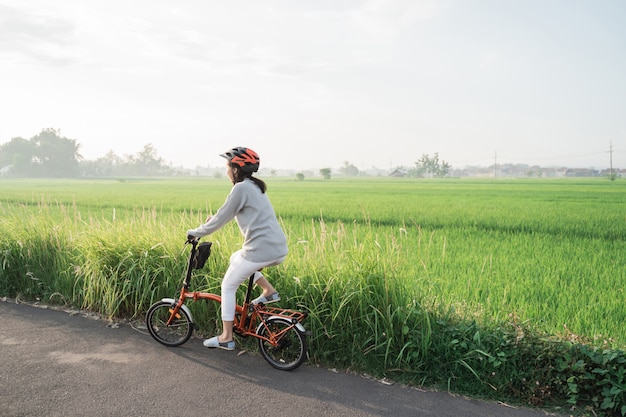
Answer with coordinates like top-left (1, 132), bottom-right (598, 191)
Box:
top-left (161, 298), bottom-right (194, 324)
top-left (266, 315), bottom-right (306, 333)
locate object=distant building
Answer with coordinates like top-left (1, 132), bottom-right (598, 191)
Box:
top-left (565, 168), bottom-right (600, 177)
top-left (389, 168), bottom-right (408, 177)
top-left (0, 165), bottom-right (12, 176)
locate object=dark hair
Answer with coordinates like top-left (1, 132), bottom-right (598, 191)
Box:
top-left (231, 164), bottom-right (267, 193)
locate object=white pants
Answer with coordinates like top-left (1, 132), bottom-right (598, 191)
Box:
top-left (221, 250), bottom-right (286, 321)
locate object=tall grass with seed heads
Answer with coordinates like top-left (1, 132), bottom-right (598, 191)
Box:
top-left (1, 177), bottom-right (626, 415)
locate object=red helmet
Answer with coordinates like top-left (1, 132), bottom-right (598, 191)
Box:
top-left (220, 147), bottom-right (260, 173)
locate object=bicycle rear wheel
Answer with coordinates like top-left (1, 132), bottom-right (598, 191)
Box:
top-left (257, 318), bottom-right (307, 371)
top-left (146, 301), bottom-right (193, 347)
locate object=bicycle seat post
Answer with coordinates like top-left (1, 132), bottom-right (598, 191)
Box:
top-left (243, 272), bottom-right (256, 307)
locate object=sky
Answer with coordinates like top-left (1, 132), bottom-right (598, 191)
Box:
top-left (1, 0), bottom-right (625, 171)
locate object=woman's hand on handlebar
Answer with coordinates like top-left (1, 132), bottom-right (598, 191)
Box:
top-left (186, 235), bottom-right (199, 244)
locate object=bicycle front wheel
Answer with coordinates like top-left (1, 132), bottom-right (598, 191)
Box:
top-left (257, 318), bottom-right (307, 371)
top-left (146, 301), bottom-right (193, 347)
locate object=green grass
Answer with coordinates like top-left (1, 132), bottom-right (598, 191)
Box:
top-left (1, 177), bottom-right (624, 343)
top-left (1, 177), bottom-right (625, 415)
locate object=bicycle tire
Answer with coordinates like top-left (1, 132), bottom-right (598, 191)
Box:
top-left (146, 301), bottom-right (194, 347)
top-left (257, 317), bottom-right (307, 371)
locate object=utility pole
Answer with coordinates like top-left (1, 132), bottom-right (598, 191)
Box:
top-left (494, 151), bottom-right (498, 178)
top-left (609, 141), bottom-right (614, 180)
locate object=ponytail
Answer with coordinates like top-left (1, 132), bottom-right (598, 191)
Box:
top-left (249, 176), bottom-right (267, 193)
top-left (230, 164), bottom-right (267, 193)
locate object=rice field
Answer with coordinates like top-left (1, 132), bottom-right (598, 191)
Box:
top-left (2, 176), bottom-right (624, 410)
top-left (0, 178), bottom-right (622, 331)
top-left (1, 177), bottom-right (624, 346)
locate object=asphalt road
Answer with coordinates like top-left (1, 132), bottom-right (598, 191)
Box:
top-left (0, 300), bottom-right (566, 417)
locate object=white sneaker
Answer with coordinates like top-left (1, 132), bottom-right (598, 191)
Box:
top-left (251, 292), bottom-right (280, 305)
top-left (203, 336), bottom-right (235, 350)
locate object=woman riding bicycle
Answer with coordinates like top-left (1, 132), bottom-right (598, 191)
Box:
top-left (186, 147), bottom-right (288, 350)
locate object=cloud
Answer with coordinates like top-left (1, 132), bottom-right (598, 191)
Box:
top-left (0, 5), bottom-right (77, 65)
top-left (350, 0), bottom-right (442, 37)
top-left (478, 51), bottom-right (498, 70)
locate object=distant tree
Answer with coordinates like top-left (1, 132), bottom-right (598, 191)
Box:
top-left (0, 129), bottom-right (81, 177)
top-left (296, 172), bottom-right (305, 181)
top-left (0, 136), bottom-right (36, 176)
top-left (339, 161), bottom-right (359, 176)
top-left (35, 130), bottom-right (75, 175)
top-left (319, 168), bottom-right (331, 180)
top-left (103, 150), bottom-right (124, 172)
top-left (409, 153), bottom-right (450, 178)
top-left (82, 150), bottom-right (124, 176)
top-left (134, 143), bottom-right (170, 175)
top-left (31, 128), bottom-right (82, 177)
top-left (80, 144), bottom-right (173, 177)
